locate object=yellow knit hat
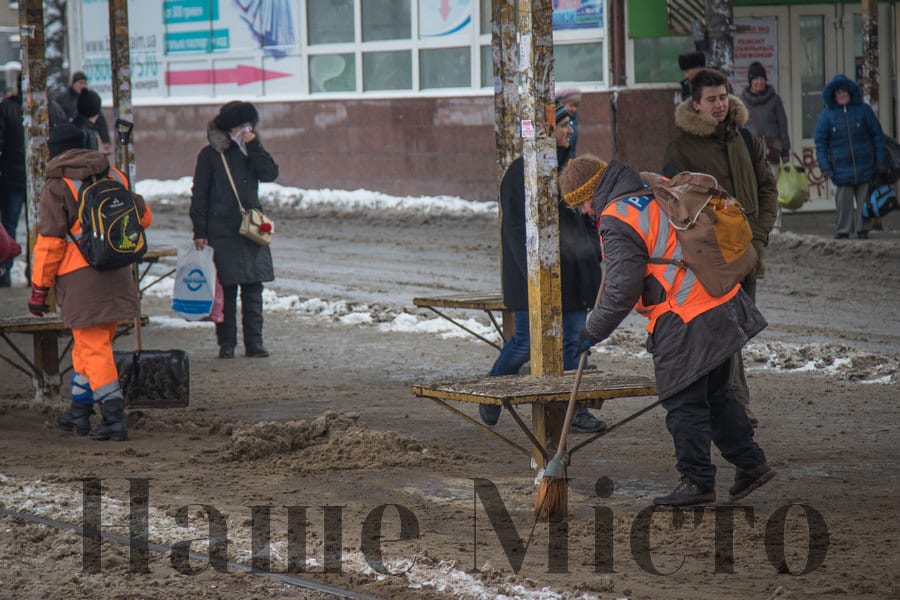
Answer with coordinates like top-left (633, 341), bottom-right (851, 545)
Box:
top-left (560, 154), bottom-right (608, 208)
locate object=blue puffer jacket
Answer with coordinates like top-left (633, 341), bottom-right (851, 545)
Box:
top-left (814, 75), bottom-right (885, 186)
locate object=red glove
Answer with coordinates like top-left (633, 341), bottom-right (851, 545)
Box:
top-left (28, 285), bottom-right (50, 317)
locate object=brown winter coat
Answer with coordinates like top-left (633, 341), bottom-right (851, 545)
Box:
top-left (663, 96), bottom-right (778, 274)
top-left (32, 149), bottom-right (150, 328)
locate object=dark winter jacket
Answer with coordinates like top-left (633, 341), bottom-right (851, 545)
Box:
top-left (740, 84), bottom-right (791, 162)
top-left (500, 151), bottom-right (602, 313)
top-left (72, 115), bottom-right (99, 151)
top-left (663, 95), bottom-right (778, 274)
top-left (33, 149), bottom-right (150, 328)
top-left (190, 121), bottom-right (279, 287)
top-left (0, 94), bottom-right (25, 191)
top-left (52, 86), bottom-right (111, 144)
top-left (814, 75), bottom-right (886, 187)
top-left (583, 161), bottom-right (767, 399)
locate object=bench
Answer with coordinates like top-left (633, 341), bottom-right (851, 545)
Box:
top-left (0, 314), bottom-right (148, 403)
top-left (412, 370), bottom-right (658, 466)
top-left (412, 293), bottom-right (510, 351)
top-left (138, 247), bottom-right (177, 297)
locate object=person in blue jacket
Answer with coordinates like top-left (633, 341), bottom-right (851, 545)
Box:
top-left (814, 75), bottom-right (887, 239)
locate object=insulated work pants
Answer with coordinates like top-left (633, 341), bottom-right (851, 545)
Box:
top-left (661, 357), bottom-right (767, 490)
top-left (71, 322), bottom-right (121, 401)
top-left (216, 282), bottom-right (264, 350)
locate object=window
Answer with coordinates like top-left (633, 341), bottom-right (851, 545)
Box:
top-left (632, 36), bottom-right (695, 83)
top-left (307, 0), bottom-right (354, 45)
top-left (363, 50), bottom-right (412, 91)
top-left (420, 47), bottom-right (470, 89)
top-left (363, 0), bottom-right (411, 42)
top-left (309, 54), bottom-right (356, 92)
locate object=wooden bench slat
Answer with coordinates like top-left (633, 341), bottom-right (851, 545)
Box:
top-left (412, 371), bottom-right (657, 405)
top-left (413, 293), bottom-right (505, 311)
top-left (0, 315), bottom-right (149, 334)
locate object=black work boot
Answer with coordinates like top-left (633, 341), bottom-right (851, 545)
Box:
top-left (729, 463), bottom-right (776, 501)
top-left (653, 477), bottom-right (716, 506)
top-left (56, 403), bottom-right (95, 436)
top-left (88, 396), bottom-right (128, 441)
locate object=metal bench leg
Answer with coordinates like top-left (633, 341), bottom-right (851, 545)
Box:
top-left (31, 331), bottom-right (61, 404)
top-left (425, 397), bottom-right (533, 458)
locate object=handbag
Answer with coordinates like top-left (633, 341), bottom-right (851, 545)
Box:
top-left (220, 152), bottom-right (274, 246)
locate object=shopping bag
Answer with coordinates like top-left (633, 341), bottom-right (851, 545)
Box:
top-left (202, 277), bottom-right (225, 323)
top-left (777, 164), bottom-right (808, 210)
top-left (171, 245), bottom-right (217, 321)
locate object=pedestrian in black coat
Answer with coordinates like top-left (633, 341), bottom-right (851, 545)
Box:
top-left (190, 101), bottom-right (279, 359)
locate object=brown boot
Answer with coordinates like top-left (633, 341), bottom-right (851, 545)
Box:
top-left (729, 463), bottom-right (776, 501)
top-left (653, 477), bottom-right (715, 507)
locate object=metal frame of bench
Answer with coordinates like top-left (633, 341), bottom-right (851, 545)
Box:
top-left (0, 315), bottom-right (149, 402)
top-left (412, 371), bottom-right (658, 464)
top-left (138, 248), bottom-right (177, 297)
top-left (412, 293), bottom-right (508, 351)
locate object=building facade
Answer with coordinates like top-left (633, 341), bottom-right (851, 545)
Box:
top-left (63, 0), bottom-right (898, 207)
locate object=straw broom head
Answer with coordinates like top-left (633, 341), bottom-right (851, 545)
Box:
top-left (534, 452), bottom-right (568, 520)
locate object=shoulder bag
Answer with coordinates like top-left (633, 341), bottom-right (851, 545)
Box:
top-left (220, 152), bottom-right (274, 246)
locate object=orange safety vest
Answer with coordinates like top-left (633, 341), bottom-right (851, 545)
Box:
top-left (601, 192), bottom-right (740, 334)
top-left (56, 166), bottom-right (131, 277)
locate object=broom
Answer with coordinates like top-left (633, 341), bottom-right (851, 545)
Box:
top-left (534, 268), bottom-right (606, 521)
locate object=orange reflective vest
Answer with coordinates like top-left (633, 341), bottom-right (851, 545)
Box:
top-left (601, 192), bottom-right (740, 334)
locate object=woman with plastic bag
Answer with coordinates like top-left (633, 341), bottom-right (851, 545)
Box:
top-left (190, 101), bottom-right (279, 358)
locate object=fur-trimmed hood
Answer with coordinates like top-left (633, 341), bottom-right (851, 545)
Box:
top-left (822, 74), bottom-right (863, 109)
top-left (207, 120), bottom-right (232, 153)
top-left (674, 94), bottom-right (749, 137)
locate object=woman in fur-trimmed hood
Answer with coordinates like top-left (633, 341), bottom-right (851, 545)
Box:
top-left (190, 101), bottom-right (279, 359)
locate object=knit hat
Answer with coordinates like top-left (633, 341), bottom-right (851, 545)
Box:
top-left (70, 71), bottom-right (87, 85)
top-left (48, 123), bottom-right (87, 158)
top-left (748, 62), bottom-right (767, 83)
top-left (555, 103), bottom-right (570, 125)
top-left (678, 51), bottom-right (706, 71)
top-left (214, 101), bottom-right (259, 131)
top-left (560, 154), bottom-right (608, 208)
top-left (77, 89), bottom-right (101, 118)
top-left (556, 87), bottom-right (582, 104)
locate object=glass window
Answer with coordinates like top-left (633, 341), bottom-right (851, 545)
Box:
top-left (420, 47), bottom-right (470, 89)
top-left (632, 36), bottom-right (694, 83)
top-left (480, 45), bottom-right (493, 88)
top-left (307, 0), bottom-right (355, 45)
top-left (480, 0), bottom-right (492, 35)
top-left (799, 15), bottom-right (825, 139)
top-left (363, 50), bottom-right (412, 90)
top-left (362, 0), bottom-right (411, 42)
top-left (309, 54), bottom-right (356, 92)
top-left (554, 42), bottom-right (604, 83)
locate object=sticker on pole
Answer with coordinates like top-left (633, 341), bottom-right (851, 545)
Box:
top-left (521, 120), bottom-right (535, 139)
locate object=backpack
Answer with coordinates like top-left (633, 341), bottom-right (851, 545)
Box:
top-left (863, 183), bottom-right (898, 219)
top-left (65, 170), bottom-right (147, 270)
top-left (884, 136), bottom-right (900, 185)
top-left (641, 171), bottom-right (758, 297)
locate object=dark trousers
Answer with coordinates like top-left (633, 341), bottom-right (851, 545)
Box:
top-left (729, 274), bottom-right (757, 408)
top-left (661, 357), bottom-right (766, 489)
top-left (216, 282), bottom-right (264, 350)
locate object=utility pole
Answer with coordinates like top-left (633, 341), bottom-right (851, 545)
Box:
top-left (704, 0), bottom-right (734, 75)
top-left (517, 0), bottom-right (565, 467)
top-left (861, 0), bottom-right (879, 115)
top-left (108, 0), bottom-right (135, 181)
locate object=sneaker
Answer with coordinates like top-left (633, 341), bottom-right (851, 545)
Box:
top-left (479, 403), bottom-right (501, 426)
top-left (653, 477), bottom-right (716, 506)
top-left (246, 346), bottom-right (270, 358)
top-left (729, 463), bottom-right (776, 501)
top-left (570, 410), bottom-right (608, 433)
top-left (218, 346), bottom-right (235, 359)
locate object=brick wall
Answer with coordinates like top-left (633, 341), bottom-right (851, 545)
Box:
top-left (128, 88), bottom-right (678, 202)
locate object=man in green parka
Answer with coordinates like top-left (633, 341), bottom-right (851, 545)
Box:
top-left (663, 68), bottom-right (778, 427)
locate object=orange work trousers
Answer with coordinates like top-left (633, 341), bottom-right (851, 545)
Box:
top-left (71, 322), bottom-right (119, 398)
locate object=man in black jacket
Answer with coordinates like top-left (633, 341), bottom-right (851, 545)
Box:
top-left (480, 103), bottom-right (607, 433)
top-left (0, 73), bottom-right (25, 286)
top-left (51, 71), bottom-right (111, 154)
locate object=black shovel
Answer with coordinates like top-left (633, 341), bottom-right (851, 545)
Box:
top-left (112, 119), bottom-right (190, 408)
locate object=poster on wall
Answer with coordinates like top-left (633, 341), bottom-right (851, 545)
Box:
top-left (552, 0), bottom-right (604, 31)
top-left (79, 0), bottom-right (300, 101)
top-left (732, 17), bottom-right (778, 94)
top-left (419, 0), bottom-right (471, 38)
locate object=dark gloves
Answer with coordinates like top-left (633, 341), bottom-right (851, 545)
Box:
top-left (751, 240), bottom-right (765, 279)
top-left (28, 285), bottom-right (50, 317)
top-left (875, 165), bottom-right (889, 176)
top-left (820, 168), bottom-right (832, 180)
top-left (577, 329), bottom-right (596, 355)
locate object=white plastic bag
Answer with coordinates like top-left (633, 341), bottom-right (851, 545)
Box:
top-left (171, 245), bottom-right (217, 321)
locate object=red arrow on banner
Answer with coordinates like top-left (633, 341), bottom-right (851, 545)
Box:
top-left (439, 0), bottom-right (451, 20)
top-left (165, 64), bottom-right (291, 86)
